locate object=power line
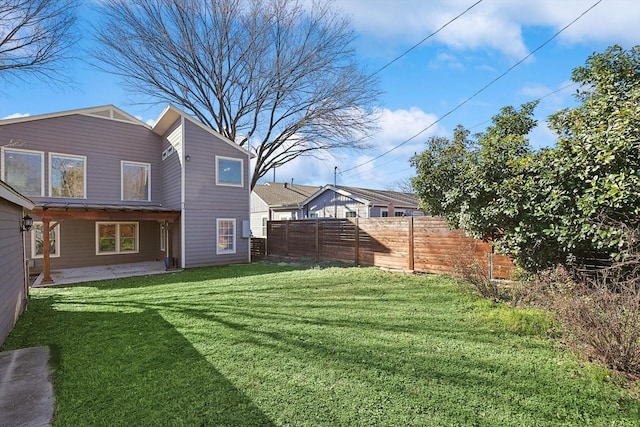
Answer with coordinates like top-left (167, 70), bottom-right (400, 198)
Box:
top-left (340, 80), bottom-right (579, 181)
top-left (341, 0), bottom-right (602, 176)
top-left (370, 0), bottom-right (484, 77)
top-left (466, 81), bottom-right (578, 130)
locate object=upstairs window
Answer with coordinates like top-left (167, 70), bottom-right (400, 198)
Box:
top-left (50, 153), bottom-right (86, 198)
top-left (121, 161), bottom-right (151, 201)
top-left (1, 147), bottom-right (44, 197)
top-left (216, 156), bottom-right (243, 187)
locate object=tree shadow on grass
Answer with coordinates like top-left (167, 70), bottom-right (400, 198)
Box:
top-left (10, 297), bottom-right (274, 427)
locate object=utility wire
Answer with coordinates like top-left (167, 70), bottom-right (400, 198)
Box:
top-left (341, 0), bottom-right (602, 176)
top-left (340, 80), bottom-right (578, 180)
top-left (465, 81), bottom-right (578, 130)
top-left (370, 0), bottom-right (484, 77)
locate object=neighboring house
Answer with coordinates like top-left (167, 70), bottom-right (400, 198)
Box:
top-left (0, 105), bottom-right (251, 284)
top-left (250, 182), bottom-right (320, 237)
top-left (302, 185), bottom-right (424, 218)
top-left (0, 179), bottom-right (34, 345)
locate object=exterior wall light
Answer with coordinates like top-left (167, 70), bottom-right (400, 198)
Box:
top-left (21, 214), bottom-right (33, 232)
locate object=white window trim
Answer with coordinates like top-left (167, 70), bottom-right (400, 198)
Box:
top-left (160, 223), bottom-right (167, 252)
top-left (31, 221), bottom-right (61, 259)
top-left (215, 156), bottom-right (244, 187)
top-left (1, 147), bottom-right (45, 197)
top-left (49, 152), bottom-right (87, 198)
top-left (95, 222), bottom-right (139, 255)
top-left (380, 208), bottom-right (388, 217)
top-left (216, 218), bottom-right (236, 254)
top-left (121, 160), bottom-right (151, 201)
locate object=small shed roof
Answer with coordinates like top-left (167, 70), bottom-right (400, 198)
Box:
top-left (0, 180), bottom-right (34, 210)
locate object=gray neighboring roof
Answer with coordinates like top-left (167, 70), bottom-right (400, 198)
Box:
top-left (303, 185), bottom-right (420, 208)
top-left (253, 182), bottom-right (321, 208)
top-left (0, 179), bottom-right (34, 210)
top-left (336, 186), bottom-right (419, 208)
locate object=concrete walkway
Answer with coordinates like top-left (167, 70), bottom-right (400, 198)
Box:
top-left (0, 347), bottom-right (54, 427)
top-left (32, 261), bottom-right (174, 287)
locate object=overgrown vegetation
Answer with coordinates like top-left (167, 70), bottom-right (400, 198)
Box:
top-left (3, 264), bottom-right (639, 425)
top-left (529, 223), bottom-right (640, 375)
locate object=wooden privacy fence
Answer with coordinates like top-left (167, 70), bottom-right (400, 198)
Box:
top-left (267, 217), bottom-right (515, 279)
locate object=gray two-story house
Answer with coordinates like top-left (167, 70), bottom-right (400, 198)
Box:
top-left (0, 105), bottom-right (251, 284)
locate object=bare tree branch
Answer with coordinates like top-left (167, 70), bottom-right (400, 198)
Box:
top-left (0, 0), bottom-right (79, 83)
top-left (93, 0), bottom-right (380, 188)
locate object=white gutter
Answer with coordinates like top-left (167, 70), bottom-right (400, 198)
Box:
top-left (180, 115), bottom-right (187, 268)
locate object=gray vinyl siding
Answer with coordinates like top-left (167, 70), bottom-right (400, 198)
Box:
top-left (306, 190), bottom-right (370, 218)
top-left (26, 218), bottom-right (161, 272)
top-left (0, 199), bottom-right (26, 346)
top-left (250, 193), bottom-right (269, 237)
top-left (160, 120), bottom-right (183, 209)
top-left (0, 114), bottom-right (162, 206)
top-left (182, 120), bottom-right (250, 266)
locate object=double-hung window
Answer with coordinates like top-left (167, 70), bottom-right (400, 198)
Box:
top-left (1, 147), bottom-right (44, 197)
top-left (31, 222), bottom-right (60, 258)
top-left (217, 219), bottom-right (236, 254)
top-left (121, 161), bottom-right (151, 201)
top-left (50, 153), bottom-right (86, 198)
top-left (216, 156), bottom-right (243, 187)
top-left (96, 222), bottom-right (138, 255)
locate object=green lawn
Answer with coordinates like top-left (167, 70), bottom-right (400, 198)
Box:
top-left (3, 264), bottom-right (639, 426)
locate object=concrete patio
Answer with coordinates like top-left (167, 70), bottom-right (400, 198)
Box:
top-left (31, 261), bottom-right (178, 287)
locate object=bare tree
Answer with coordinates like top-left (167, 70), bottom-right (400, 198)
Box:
top-left (93, 0), bottom-right (381, 188)
top-left (386, 177), bottom-right (415, 193)
top-left (0, 0), bottom-right (79, 82)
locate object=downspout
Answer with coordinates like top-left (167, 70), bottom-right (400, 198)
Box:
top-left (180, 115), bottom-right (187, 268)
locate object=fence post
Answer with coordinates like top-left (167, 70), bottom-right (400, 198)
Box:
top-left (315, 219), bottom-right (320, 261)
top-left (285, 220), bottom-right (290, 257)
top-left (408, 217), bottom-right (414, 271)
top-left (354, 218), bottom-right (360, 265)
top-left (488, 248), bottom-right (494, 280)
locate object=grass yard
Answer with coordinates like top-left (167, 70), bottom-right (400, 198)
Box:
top-left (3, 263), bottom-right (639, 426)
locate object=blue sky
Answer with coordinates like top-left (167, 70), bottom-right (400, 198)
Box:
top-left (1, 0), bottom-right (638, 190)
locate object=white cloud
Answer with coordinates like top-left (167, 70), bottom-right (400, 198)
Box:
top-left (337, 0), bottom-right (640, 59)
top-left (429, 52), bottom-right (465, 70)
top-left (373, 107), bottom-right (444, 155)
top-left (263, 107), bottom-right (441, 189)
top-left (2, 113), bottom-right (30, 120)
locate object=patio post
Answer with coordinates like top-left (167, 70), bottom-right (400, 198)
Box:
top-left (41, 218), bottom-right (53, 284)
top-left (166, 219), bottom-right (175, 270)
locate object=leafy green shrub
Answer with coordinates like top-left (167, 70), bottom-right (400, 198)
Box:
top-left (412, 45), bottom-right (640, 272)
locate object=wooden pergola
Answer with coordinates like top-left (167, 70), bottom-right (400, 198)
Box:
top-left (32, 203), bottom-right (181, 285)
